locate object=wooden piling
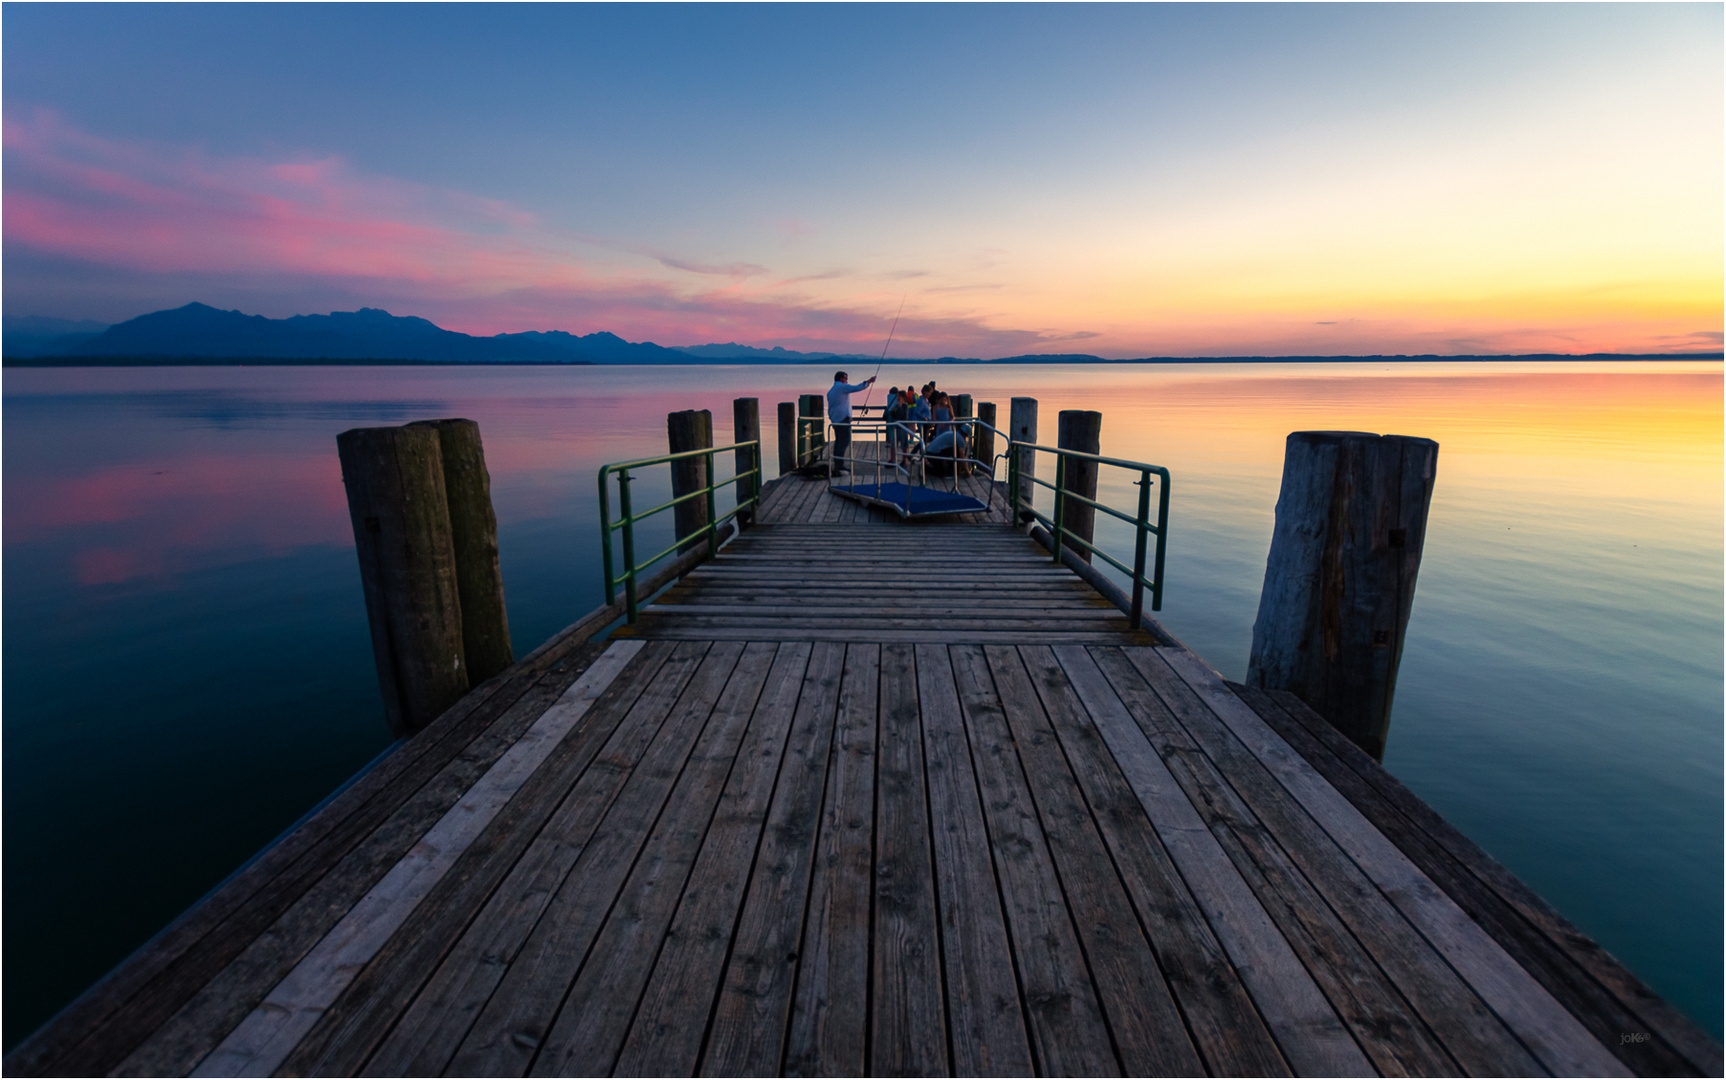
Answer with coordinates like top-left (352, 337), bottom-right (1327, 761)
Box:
top-left (1057, 410), bottom-right (1102, 563)
top-left (336, 425), bottom-right (469, 736)
top-left (797, 394), bottom-right (825, 466)
top-left (668, 409), bottom-right (714, 552)
top-left (976, 402), bottom-right (997, 471)
top-left (1247, 430), bottom-right (1439, 760)
top-left (405, 419), bottom-right (513, 684)
top-left (1009, 397), bottom-right (1038, 512)
top-left (952, 393), bottom-right (973, 420)
top-left (777, 401), bottom-right (796, 476)
top-left (733, 398), bottom-right (759, 527)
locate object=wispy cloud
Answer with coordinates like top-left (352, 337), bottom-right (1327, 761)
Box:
top-left (2, 112), bottom-right (1105, 355)
top-left (1654, 330), bottom-right (1724, 347)
top-left (650, 255), bottom-right (768, 278)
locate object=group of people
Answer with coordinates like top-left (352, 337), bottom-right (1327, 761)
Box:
top-left (825, 371), bottom-right (973, 475)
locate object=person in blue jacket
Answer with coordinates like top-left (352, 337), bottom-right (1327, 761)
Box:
top-left (825, 371), bottom-right (875, 475)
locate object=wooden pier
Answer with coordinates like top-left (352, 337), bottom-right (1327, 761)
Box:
top-left (8, 470), bottom-right (1718, 1077)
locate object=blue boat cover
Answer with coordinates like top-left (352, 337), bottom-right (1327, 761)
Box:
top-left (831, 481), bottom-right (988, 517)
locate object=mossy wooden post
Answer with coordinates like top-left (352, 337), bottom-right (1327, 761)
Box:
top-left (1009, 397), bottom-right (1038, 513)
top-left (1247, 430), bottom-right (1439, 760)
top-left (406, 419), bottom-right (513, 685)
top-left (733, 397), bottom-right (759, 527)
top-left (952, 393), bottom-right (973, 420)
top-left (777, 401), bottom-right (796, 475)
top-left (1057, 409), bottom-right (1101, 563)
top-left (976, 402), bottom-right (997, 469)
top-left (797, 394), bottom-right (825, 466)
top-left (668, 409), bottom-right (713, 553)
top-left (337, 425), bottom-right (468, 736)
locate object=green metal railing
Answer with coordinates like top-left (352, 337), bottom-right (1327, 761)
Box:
top-left (1006, 441), bottom-right (1170, 627)
top-left (598, 440), bottom-right (762, 622)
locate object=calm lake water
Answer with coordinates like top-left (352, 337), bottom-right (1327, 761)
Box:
top-left (4, 362), bottom-right (1720, 1042)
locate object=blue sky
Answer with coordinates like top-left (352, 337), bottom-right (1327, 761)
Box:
top-left (5, 3), bottom-right (1720, 355)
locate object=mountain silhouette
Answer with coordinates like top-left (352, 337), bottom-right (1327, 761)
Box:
top-left (43, 303), bottom-right (692, 363)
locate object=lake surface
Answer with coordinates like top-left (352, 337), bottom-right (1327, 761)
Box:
top-left (4, 361), bottom-right (1720, 1042)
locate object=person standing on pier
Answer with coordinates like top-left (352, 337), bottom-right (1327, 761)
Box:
top-left (826, 370), bottom-right (875, 475)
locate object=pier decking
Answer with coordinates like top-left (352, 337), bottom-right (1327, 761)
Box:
top-left (9, 474), bottom-right (1717, 1078)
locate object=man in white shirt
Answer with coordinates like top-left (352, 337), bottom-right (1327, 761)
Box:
top-left (825, 370), bottom-right (875, 475)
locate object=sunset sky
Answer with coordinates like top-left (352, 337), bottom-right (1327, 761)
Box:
top-left (4, 3), bottom-right (1720, 358)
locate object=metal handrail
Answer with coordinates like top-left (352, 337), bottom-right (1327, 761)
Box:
top-left (1006, 441), bottom-right (1170, 626)
top-left (598, 439), bottom-right (762, 622)
top-left (827, 415), bottom-right (998, 509)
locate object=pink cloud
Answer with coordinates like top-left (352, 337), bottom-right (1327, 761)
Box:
top-left (3, 112), bottom-right (1100, 355)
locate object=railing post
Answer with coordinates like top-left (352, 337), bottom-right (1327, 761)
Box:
top-left (599, 468), bottom-right (615, 605)
top-left (1057, 410), bottom-right (1101, 563)
top-left (976, 401), bottom-right (996, 472)
top-left (777, 401), bottom-right (796, 475)
top-left (734, 398), bottom-right (759, 527)
top-left (1009, 397), bottom-right (1037, 513)
top-left (1247, 431), bottom-right (1438, 760)
top-left (705, 448), bottom-right (719, 558)
top-left (1154, 469), bottom-right (1170, 612)
top-left (1132, 469), bottom-right (1151, 630)
top-left (668, 409), bottom-right (713, 554)
top-left (1050, 452), bottom-right (1067, 565)
top-left (617, 468), bottom-right (637, 621)
top-left (798, 394), bottom-right (825, 466)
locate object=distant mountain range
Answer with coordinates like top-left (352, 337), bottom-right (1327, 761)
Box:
top-left (2, 303), bottom-right (1718, 365)
top-left (1, 303), bottom-right (698, 364)
top-left (0, 304), bottom-right (900, 365)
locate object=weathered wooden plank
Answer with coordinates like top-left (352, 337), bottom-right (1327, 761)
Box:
top-left (915, 645), bottom-right (1036, 1077)
top-left (10, 633), bottom-right (610, 1079)
top-left (820, 485), bottom-right (844, 523)
top-left (443, 642), bottom-right (746, 1076)
top-left (628, 626), bottom-right (1148, 645)
top-left (688, 569), bottom-right (1073, 582)
top-left (277, 643), bottom-right (684, 1078)
top-left (714, 553), bottom-right (1050, 562)
top-left (189, 641), bottom-right (647, 1077)
top-left (357, 641), bottom-right (712, 1077)
top-left (659, 596), bottom-right (1103, 611)
top-left (984, 645), bottom-right (1204, 1075)
top-left (649, 606), bottom-right (1124, 621)
top-left (784, 645), bottom-right (878, 1078)
top-left (1079, 646), bottom-right (1375, 1078)
top-left (1243, 683), bottom-right (1718, 1079)
top-left (762, 479), bottom-right (814, 526)
top-left (1148, 647), bottom-right (1629, 1077)
top-left (701, 643), bottom-right (846, 1075)
top-left (677, 585), bottom-right (1085, 599)
top-left (754, 479), bottom-right (793, 524)
top-left (613, 643), bottom-right (814, 1077)
top-left (796, 481), bottom-right (831, 525)
top-left (871, 643), bottom-right (949, 1077)
top-left (946, 645), bottom-right (1119, 1077)
top-left (524, 643), bottom-right (779, 1076)
top-left (709, 542), bottom-right (1040, 553)
top-left (642, 614), bottom-right (1139, 631)
top-left (1115, 647), bottom-right (1485, 1075)
top-left (1038, 645), bottom-right (1292, 1078)
top-left (631, 614), bottom-right (1136, 633)
top-left (672, 579), bottom-right (1094, 592)
top-left (116, 645), bottom-right (642, 1078)
top-left (671, 585), bottom-right (1090, 598)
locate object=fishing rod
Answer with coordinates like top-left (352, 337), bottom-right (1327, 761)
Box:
top-left (861, 293), bottom-right (907, 415)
